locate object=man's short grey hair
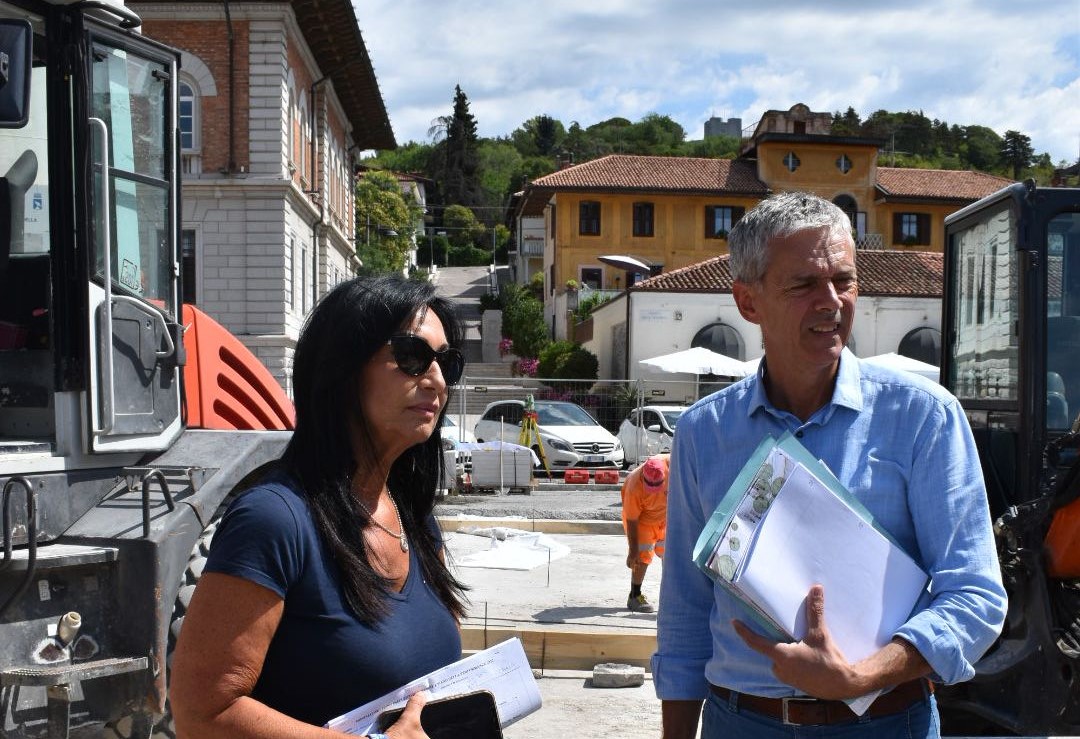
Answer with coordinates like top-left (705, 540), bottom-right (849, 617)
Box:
top-left (727, 192), bottom-right (853, 283)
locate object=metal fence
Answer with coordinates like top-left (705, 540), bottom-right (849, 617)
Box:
top-left (441, 375), bottom-right (737, 470)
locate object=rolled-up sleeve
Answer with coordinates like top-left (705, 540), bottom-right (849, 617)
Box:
top-left (652, 420), bottom-right (715, 700)
top-left (894, 396), bottom-right (1007, 684)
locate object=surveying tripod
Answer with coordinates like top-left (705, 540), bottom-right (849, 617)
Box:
top-left (518, 395), bottom-right (552, 478)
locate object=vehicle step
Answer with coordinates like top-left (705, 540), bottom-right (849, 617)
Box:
top-left (2, 543), bottom-right (119, 572)
top-left (0, 655), bottom-right (148, 687)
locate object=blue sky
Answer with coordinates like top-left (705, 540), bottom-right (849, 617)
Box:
top-left (356, 0), bottom-right (1080, 165)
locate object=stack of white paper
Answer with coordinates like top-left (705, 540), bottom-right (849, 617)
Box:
top-left (695, 433), bottom-right (930, 715)
top-left (325, 637), bottom-right (541, 735)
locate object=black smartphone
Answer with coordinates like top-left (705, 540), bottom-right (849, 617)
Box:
top-left (376, 690), bottom-right (503, 738)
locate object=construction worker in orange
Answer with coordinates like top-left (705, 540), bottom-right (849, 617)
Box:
top-left (622, 454), bottom-right (670, 613)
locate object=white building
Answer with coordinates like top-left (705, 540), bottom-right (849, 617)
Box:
top-left (582, 250), bottom-right (944, 402)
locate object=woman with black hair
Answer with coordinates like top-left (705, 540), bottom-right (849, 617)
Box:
top-left (170, 275), bottom-right (469, 738)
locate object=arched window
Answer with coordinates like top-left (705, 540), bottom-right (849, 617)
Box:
top-left (691, 322), bottom-right (745, 360)
top-left (298, 91), bottom-right (309, 183)
top-left (178, 79), bottom-right (200, 174)
top-left (898, 327), bottom-right (941, 366)
top-left (179, 80), bottom-right (197, 150)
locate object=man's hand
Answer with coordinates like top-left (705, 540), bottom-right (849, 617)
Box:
top-left (733, 584), bottom-right (866, 700)
top-left (625, 519), bottom-right (639, 569)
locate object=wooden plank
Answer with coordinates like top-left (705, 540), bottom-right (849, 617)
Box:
top-left (438, 517), bottom-right (623, 535)
top-left (461, 625), bottom-right (656, 671)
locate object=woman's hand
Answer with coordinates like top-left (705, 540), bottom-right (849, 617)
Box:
top-left (383, 692), bottom-right (429, 739)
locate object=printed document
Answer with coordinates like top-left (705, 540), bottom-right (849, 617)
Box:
top-left (694, 433), bottom-right (929, 715)
top-left (325, 637), bottom-right (541, 735)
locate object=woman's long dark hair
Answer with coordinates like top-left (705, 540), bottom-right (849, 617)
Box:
top-left (281, 275), bottom-right (468, 624)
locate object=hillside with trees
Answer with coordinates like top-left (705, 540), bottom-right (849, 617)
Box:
top-left (358, 87), bottom-right (1072, 274)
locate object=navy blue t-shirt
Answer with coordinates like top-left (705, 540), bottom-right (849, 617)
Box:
top-left (203, 475), bottom-right (462, 726)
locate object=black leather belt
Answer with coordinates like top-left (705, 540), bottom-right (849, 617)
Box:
top-left (709, 679), bottom-right (932, 726)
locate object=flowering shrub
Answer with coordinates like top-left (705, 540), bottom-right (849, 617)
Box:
top-left (498, 337), bottom-right (514, 357)
top-left (517, 357), bottom-right (539, 377)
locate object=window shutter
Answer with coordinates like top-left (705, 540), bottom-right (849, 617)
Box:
top-left (892, 213), bottom-right (903, 244)
top-left (918, 214), bottom-right (930, 245)
top-left (732, 206), bottom-right (745, 224)
top-left (705, 206), bottom-right (715, 238)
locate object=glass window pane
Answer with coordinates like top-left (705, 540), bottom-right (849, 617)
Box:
top-left (949, 206), bottom-right (1018, 402)
top-left (1046, 212), bottom-right (1080, 429)
top-left (89, 41), bottom-right (173, 316)
top-left (91, 44), bottom-right (167, 179)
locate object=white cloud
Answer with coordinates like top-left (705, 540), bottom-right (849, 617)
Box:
top-left (356, 0), bottom-right (1080, 162)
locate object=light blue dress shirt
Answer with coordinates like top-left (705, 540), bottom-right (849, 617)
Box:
top-left (652, 349), bottom-right (1007, 700)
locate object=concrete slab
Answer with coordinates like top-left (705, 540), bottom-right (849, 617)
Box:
top-left (445, 529), bottom-right (660, 670)
top-left (505, 671), bottom-right (672, 738)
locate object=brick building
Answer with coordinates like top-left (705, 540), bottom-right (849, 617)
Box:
top-left (130, 0), bottom-right (394, 394)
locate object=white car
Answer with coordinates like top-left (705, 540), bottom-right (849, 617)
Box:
top-left (617, 405), bottom-right (689, 466)
top-left (440, 415), bottom-right (476, 448)
top-left (473, 399), bottom-right (623, 470)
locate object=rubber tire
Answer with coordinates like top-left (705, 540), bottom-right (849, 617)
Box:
top-left (101, 518), bottom-right (221, 738)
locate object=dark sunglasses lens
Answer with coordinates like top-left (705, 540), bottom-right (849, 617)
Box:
top-left (391, 336), bottom-right (464, 384)
top-left (439, 350), bottom-right (465, 385)
top-left (391, 336), bottom-right (432, 376)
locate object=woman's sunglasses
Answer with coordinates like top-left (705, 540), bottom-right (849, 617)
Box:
top-left (387, 334), bottom-right (465, 385)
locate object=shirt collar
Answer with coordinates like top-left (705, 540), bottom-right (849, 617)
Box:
top-left (746, 347), bottom-right (864, 419)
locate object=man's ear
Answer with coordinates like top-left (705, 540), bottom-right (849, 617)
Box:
top-left (733, 281), bottom-right (761, 325)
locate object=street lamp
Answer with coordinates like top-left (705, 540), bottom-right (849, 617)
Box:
top-left (365, 212), bottom-right (397, 246)
top-left (436, 230), bottom-right (447, 267)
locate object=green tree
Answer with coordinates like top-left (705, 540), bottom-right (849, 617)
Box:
top-left (633, 113), bottom-right (686, 154)
top-left (442, 204), bottom-right (485, 248)
top-left (960, 125), bottom-right (1004, 172)
top-left (477, 140), bottom-right (524, 211)
top-left (537, 341), bottom-right (598, 385)
top-left (1001, 129), bottom-right (1034, 179)
top-left (439, 85), bottom-right (481, 207)
top-left (500, 284), bottom-right (549, 358)
top-left (363, 141), bottom-right (433, 173)
top-left (354, 170), bottom-right (418, 275)
top-left (831, 106), bottom-right (862, 136)
top-left (561, 121), bottom-right (590, 163)
top-left (680, 135), bottom-right (740, 158)
top-left (511, 115), bottom-right (565, 157)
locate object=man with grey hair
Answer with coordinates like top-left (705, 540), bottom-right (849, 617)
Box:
top-left (653, 192), bottom-right (1006, 738)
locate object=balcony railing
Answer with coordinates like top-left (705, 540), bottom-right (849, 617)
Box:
top-left (519, 237), bottom-right (544, 256)
top-left (856, 233), bottom-right (884, 249)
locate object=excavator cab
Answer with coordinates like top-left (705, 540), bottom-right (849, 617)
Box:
top-left (0, 2), bottom-right (183, 468)
top-left (939, 181), bottom-right (1080, 734)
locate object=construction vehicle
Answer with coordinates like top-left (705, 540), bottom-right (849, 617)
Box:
top-left (0, 1), bottom-right (294, 736)
top-left (937, 180), bottom-right (1080, 734)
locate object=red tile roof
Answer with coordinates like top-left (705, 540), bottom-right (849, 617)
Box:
top-left (876, 167), bottom-right (1012, 202)
top-left (531, 154), bottom-right (768, 194)
top-left (634, 250), bottom-right (943, 298)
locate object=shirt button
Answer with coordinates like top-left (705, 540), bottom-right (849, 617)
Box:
top-left (795, 431), bottom-right (804, 438)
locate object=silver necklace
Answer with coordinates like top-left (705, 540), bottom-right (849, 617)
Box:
top-left (357, 492), bottom-right (409, 552)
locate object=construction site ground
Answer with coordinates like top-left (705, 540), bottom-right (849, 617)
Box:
top-left (437, 484), bottom-right (668, 738)
top-left (436, 484), bottom-right (1047, 739)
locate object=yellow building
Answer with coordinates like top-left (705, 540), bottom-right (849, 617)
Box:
top-left (515, 103), bottom-right (1012, 339)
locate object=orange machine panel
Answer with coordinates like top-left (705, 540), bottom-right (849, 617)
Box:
top-left (181, 304), bottom-right (295, 430)
top-left (1046, 497), bottom-right (1080, 578)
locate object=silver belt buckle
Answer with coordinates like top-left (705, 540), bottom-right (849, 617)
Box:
top-left (781, 696), bottom-right (818, 725)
